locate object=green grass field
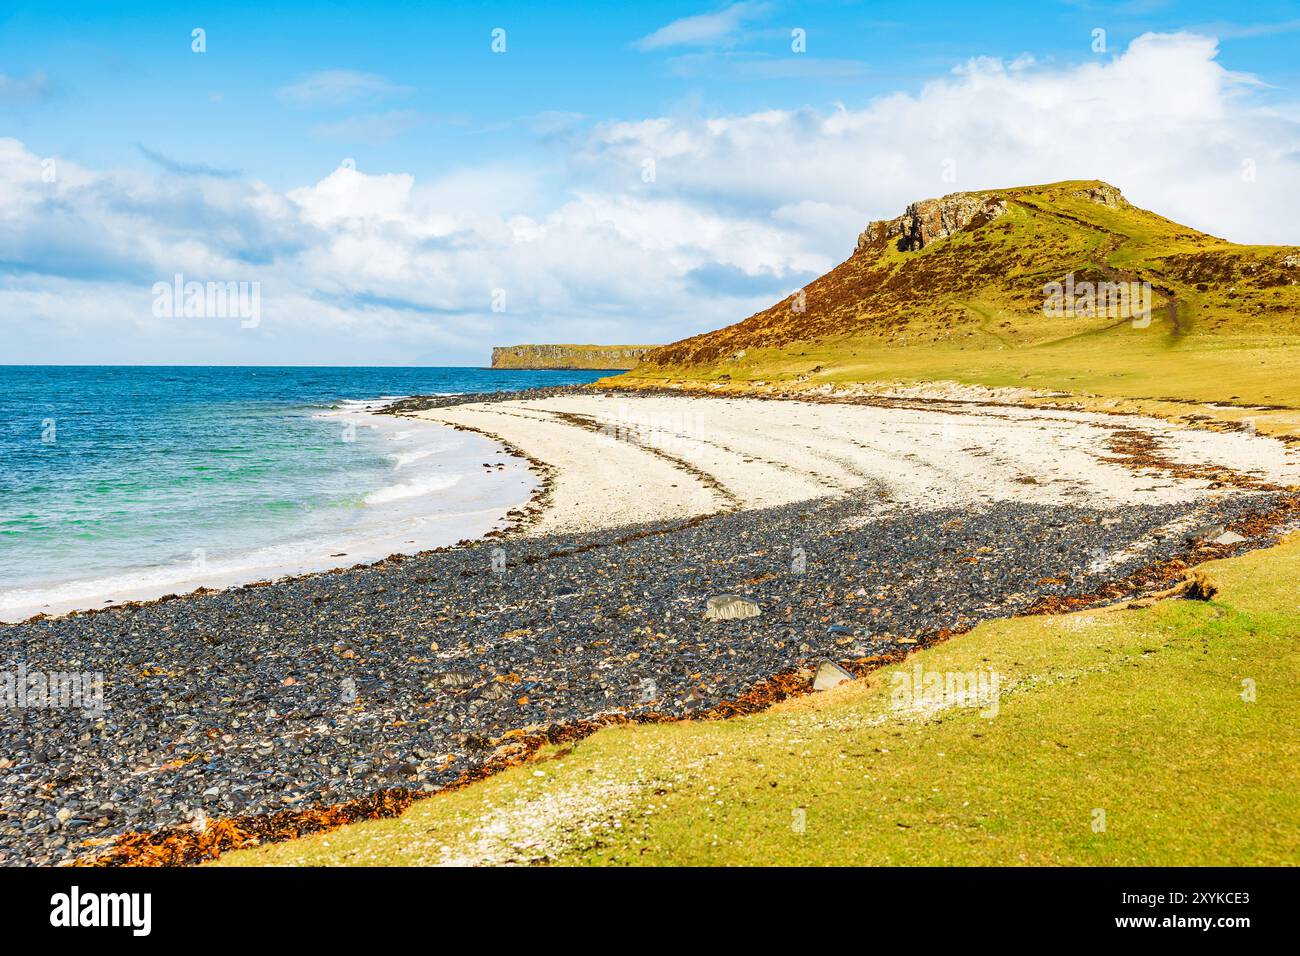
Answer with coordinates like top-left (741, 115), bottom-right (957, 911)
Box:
top-left (218, 534), bottom-right (1300, 866)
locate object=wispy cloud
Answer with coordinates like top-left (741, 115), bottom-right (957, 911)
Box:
top-left (634, 2), bottom-right (769, 51)
top-left (0, 71), bottom-right (52, 105)
top-left (137, 144), bottom-right (241, 178)
top-left (312, 109), bottom-right (426, 142)
top-left (276, 69), bottom-right (413, 107)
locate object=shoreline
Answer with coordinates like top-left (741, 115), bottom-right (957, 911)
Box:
top-left (0, 405), bottom-right (539, 625)
top-left (3, 387), bottom-right (1299, 866)
top-left (18, 376), bottom-right (1289, 627)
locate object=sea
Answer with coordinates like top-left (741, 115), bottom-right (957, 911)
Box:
top-left (0, 366), bottom-right (609, 621)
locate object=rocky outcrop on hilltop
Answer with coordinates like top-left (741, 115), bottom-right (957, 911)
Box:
top-left (854, 183), bottom-right (1129, 256)
top-left (490, 344), bottom-right (659, 370)
top-left (857, 192), bottom-right (1009, 253)
top-left (1075, 182), bottom-right (1126, 207)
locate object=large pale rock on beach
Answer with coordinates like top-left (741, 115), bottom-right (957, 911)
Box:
top-left (705, 595), bottom-right (761, 621)
top-left (813, 660), bottom-right (854, 691)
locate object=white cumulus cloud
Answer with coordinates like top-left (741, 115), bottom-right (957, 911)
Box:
top-left (1, 32), bottom-right (1297, 364)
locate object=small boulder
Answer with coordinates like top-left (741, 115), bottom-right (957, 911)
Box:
top-left (1213, 530), bottom-right (1247, 546)
top-left (704, 595), bottom-right (760, 621)
top-left (812, 660), bottom-right (854, 691)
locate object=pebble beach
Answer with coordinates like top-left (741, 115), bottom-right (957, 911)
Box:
top-left (1, 387), bottom-right (1296, 866)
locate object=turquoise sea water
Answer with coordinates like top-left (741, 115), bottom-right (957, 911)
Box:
top-left (0, 366), bottom-right (608, 618)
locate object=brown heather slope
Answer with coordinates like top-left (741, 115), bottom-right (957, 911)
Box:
top-left (491, 344), bottom-right (658, 370)
top-left (633, 180), bottom-right (1300, 371)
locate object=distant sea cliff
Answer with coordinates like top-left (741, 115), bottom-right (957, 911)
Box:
top-left (490, 344), bottom-right (659, 370)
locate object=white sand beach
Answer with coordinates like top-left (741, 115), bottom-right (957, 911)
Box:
top-left (414, 392), bottom-right (1300, 535)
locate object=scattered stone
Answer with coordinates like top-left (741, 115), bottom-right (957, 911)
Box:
top-left (705, 595), bottom-right (761, 621)
top-left (812, 660), bottom-right (854, 691)
top-left (429, 672), bottom-right (475, 689)
top-left (1214, 530), bottom-right (1247, 546)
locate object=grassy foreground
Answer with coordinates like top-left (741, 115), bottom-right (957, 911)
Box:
top-left (218, 533), bottom-right (1300, 866)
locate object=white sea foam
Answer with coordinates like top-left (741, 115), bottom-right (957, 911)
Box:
top-left (363, 473), bottom-right (462, 505)
top-left (390, 448), bottom-right (437, 467)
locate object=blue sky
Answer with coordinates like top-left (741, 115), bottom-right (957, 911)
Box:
top-left (2, 1), bottom-right (1299, 364)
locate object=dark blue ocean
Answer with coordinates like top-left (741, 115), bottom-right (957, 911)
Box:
top-left (0, 366), bottom-right (608, 619)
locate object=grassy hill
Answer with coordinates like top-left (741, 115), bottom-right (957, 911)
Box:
top-left (617, 180), bottom-right (1300, 412)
